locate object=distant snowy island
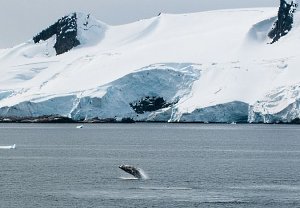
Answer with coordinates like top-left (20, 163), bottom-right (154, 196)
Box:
top-left (0, 0), bottom-right (299, 124)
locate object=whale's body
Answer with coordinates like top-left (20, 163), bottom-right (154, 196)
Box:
top-left (119, 165), bottom-right (143, 179)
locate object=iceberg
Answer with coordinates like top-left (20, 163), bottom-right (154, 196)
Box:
top-left (0, 144), bottom-right (16, 149)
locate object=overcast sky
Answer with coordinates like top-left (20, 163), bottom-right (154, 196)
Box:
top-left (0, 0), bottom-right (279, 48)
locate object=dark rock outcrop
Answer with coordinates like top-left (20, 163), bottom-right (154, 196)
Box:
top-left (33, 13), bottom-right (80, 55)
top-left (0, 115), bottom-right (75, 123)
top-left (130, 96), bottom-right (172, 114)
top-left (291, 118), bottom-right (300, 124)
top-left (269, 0), bottom-right (298, 43)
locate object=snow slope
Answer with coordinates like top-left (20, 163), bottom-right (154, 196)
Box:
top-left (0, 8), bottom-right (299, 123)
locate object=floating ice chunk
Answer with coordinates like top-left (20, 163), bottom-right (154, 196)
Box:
top-left (0, 144), bottom-right (16, 149)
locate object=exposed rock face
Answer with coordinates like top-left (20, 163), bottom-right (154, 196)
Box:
top-left (0, 116), bottom-right (75, 123)
top-left (33, 13), bottom-right (80, 55)
top-left (269, 0), bottom-right (298, 43)
top-left (130, 96), bottom-right (173, 114)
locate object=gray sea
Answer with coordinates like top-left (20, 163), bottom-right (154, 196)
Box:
top-left (0, 123), bottom-right (299, 208)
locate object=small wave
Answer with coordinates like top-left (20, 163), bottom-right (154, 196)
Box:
top-left (231, 184), bottom-right (300, 191)
top-left (139, 186), bottom-right (193, 191)
top-left (201, 200), bottom-right (248, 205)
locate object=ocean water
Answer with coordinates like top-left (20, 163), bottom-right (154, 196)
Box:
top-left (0, 123), bottom-right (299, 208)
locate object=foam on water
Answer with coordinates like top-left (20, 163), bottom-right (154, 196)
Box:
top-left (119, 177), bottom-right (139, 180)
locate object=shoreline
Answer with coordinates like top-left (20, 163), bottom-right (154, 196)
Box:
top-left (0, 116), bottom-right (299, 124)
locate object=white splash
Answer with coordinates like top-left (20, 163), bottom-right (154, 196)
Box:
top-left (138, 168), bottom-right (149, 180)
top-left (119, 177), bottom-right (139, 180)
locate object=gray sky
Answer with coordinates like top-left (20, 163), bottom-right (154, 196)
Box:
top-left (0, 0), bottom-right (278, 48)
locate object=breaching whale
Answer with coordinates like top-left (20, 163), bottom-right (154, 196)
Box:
top-left (119, 165), bottom-right (143, 179)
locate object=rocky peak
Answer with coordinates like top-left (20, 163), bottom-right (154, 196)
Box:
top-left (33, 13), bottom-right (80, 55)
top-left (269, 0), bottom-right (298, 43)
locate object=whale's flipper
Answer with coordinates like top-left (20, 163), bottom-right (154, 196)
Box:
top-left (119, 165), bottom-right (143, 179)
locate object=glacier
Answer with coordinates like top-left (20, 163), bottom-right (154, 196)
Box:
top-left (0, 3), bottom-right (300, 123)
top-left (249, 84), bottom-right (300, 123)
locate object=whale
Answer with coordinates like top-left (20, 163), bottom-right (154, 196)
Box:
top-left (119, 165), bottom-right (143, 179)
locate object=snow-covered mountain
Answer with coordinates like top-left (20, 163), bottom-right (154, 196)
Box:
top-left (0, 1), bottom-right (300, 123)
